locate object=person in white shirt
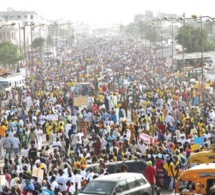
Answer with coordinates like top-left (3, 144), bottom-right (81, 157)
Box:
top-left (122, 128), bottom-right (131, 141)
top-left (74, 169), bottom-right (82, 191)
top-left (53, 137), bottom-right (62, 151)
top-left (100, 136), bottom-right (107, 151)
top-left (74, 131), bottom-right (83, 153)
top-left (50, 176), bottom-right (59, 192)
top-left (65, 120), bottom-right (72, 139)
top-left (8, 129), bottom-right (15, 139)
top-left (71, 114), bottom-right (78, 132)
top-left (85, 111), bottom-right (92, 123)
top-left (113, 94), bottom-right (118, 107)
top-left (204, 131), bottom-right (212, 140)
top-left (35, 127), bottom-right (43, 150)
top-left (165, 113), bottom-right (175, 127)
top-left (137, 139), bottom-right (147, 155)
top-left (57, 169), bottom-right (67, 193)
top-left (67, 180), bottom-right (75, 195)
top-left (178, 135), bottom-right (186, 146)
top-left (86, 168), bottom-right (95, 182)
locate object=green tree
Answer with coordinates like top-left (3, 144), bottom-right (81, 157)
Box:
top-left (144, 24), bottom-right (159, 43)
top-left (31, 37), bottom-right (45, 50)
top-left (0, 41), bottom-right (20, 65)
top-left (176, 24), bottom-right (215, 53)
top-left (124, 22), bottom-right (139, 36)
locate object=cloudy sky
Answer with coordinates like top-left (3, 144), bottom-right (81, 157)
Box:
top-left (1, 0), bottom-right (215, 24)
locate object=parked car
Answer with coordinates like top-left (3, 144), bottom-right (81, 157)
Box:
top-left (86, 160), bottom-right (148, 176)
top-left (79, 173), bottom-right (151, 195)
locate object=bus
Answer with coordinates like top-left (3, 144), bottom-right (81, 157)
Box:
top-left (0, 73), bottom-right (26, 91)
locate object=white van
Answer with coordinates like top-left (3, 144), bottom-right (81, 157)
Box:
top-left (0, 73), bottom-right (26, 91)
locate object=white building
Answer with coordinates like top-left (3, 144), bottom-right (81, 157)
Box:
top-left (0, 8), bottom-right (48, 57)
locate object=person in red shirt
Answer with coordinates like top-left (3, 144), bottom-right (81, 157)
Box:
top-left (145, 161), bottom-right (156, 195)
top-left (92, 103), bottom-right (98, 114)
top-left (157, 121), bottom-right (166, 135)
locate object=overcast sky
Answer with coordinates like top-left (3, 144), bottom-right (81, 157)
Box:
top-left (1, 0), bottom-right (215, 24)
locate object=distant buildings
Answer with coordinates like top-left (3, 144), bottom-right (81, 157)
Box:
top-left (0, 7), bottom-right (48, 56)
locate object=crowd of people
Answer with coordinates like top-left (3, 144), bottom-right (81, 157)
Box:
top-left (0, 36), bottom-right (215, 195)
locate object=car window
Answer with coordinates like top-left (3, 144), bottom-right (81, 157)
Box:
top-left (82, 181), bottom-right (115, 195)
top-left (126, 177), bottom-right (137, 189)
top-left (116, 180), bottom-right (129, 192)
top-left (107, 164), bottom-right (121, 173)
top-left (135, 175), bottom-right (147, 186)
top-left (125, 161), bottom-right (147, 173)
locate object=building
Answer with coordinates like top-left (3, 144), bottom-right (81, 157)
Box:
top-left (0, 8), bottom-right (49, 58)
top-left (0, 21), bottom-right (17, 44)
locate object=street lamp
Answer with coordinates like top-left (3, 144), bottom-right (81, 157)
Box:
top-left (157, 18), bottom-right (164, 59)
top-left (163, 17), bottom-right (175, 72)
top-left (0, 22), bottom-right (16, 29)
top-left (19, 22), bottom-right (35, 61)
top-left (192, 15), bottom-right (204, 85)
top-left (177, 14), bottom-right (186, 77)
top-left (31, 23), bottom-right (45, 60)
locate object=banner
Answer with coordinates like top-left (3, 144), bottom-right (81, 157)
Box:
top-left (139, 133), bottom-right (157, 144)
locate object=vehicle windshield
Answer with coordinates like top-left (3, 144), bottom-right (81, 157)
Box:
top-left (178, 180), bottom-right (196, 192)
top-left (82, 180), bottom-right (115, 195)
top-left (0, 81), bottom-right (8, 88)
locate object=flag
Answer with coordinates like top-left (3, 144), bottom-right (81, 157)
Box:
top-left (139, 133), bottom-right (157, 144)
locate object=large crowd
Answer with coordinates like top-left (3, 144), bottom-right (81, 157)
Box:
top-left (0, 36), bottom-right (215, 195)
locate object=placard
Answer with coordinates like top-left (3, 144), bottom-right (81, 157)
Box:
top-left (32, 167), bottom-right (44, 179)
top-left (46, 114), bottom-right (58, 121)
top-left (0, 175), bottom-right (5, 185)
top-left (74, 96), bottom-right (88, 107)
top-left (194, 137), bottom-right (204, 145)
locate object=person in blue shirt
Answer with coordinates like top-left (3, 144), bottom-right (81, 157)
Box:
top-left (193, 95), bottom-right (199, 106)
top-left (119, 107), bottom-right (124, 119)
top-left (111, 111), bottom-right (117, 123)
top-left (107, 131), bottom-right (116, 150)
top-left (21, 110), bottom-right (27, 123)
top-left (101, 112), bottom-right (111, 124)
top-left (40, 183), bottom-right (54, 195)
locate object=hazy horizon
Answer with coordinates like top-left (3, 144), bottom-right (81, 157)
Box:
top-left (1, 0), bottom-right (215, 25)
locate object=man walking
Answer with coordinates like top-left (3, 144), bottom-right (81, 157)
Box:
top-left (145, 161), bottom-right (156, 195)
top-left (2, 134), bottom-right (13, 160)
top-left (11, 134), bottom-right (21, 159)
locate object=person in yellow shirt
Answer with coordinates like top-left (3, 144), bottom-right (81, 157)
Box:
top-left (57, 121), bottom-right (64, 136)
top-left (163, 157), bottom-right (175, 191)
top-left (80, 153), bottom-right (87, 165)
top-left (46, 121), bottom-right (53, 144)
top-left (149, 121), bottom-right (158, 137)
top-left (73, 156), bottom-right (81, 169)
top-left (199, 126), bottom-right (205, 137)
